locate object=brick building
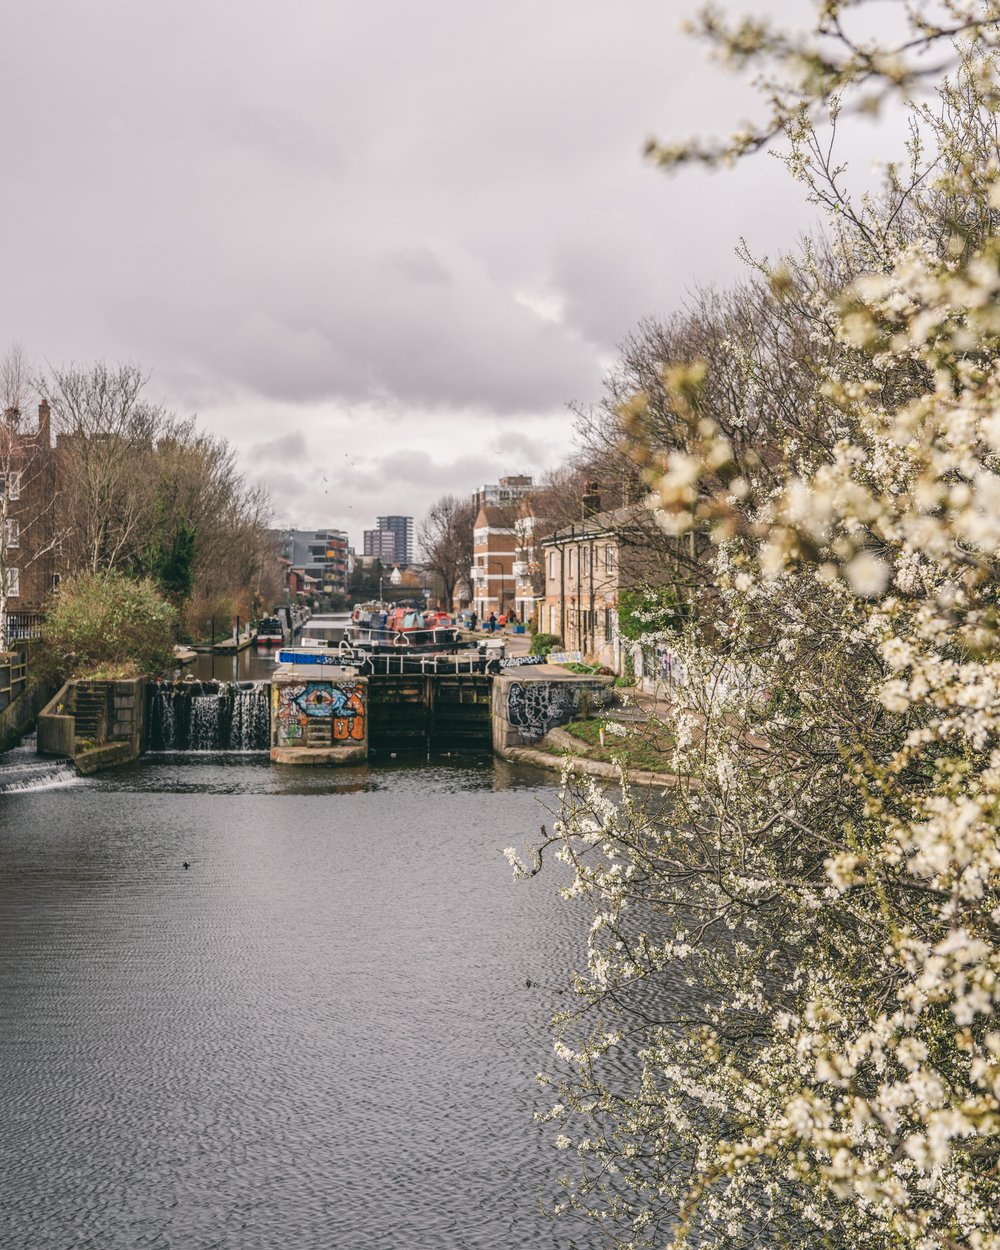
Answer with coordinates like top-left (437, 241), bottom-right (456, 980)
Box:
top-left (470, 505), bottom-right (517, 621)
top-left (1, 399), bottom-right (58, 629)
top-left (541, 504), bottom-right (664, 670)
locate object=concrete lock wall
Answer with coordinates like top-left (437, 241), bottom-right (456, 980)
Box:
top-left (37, 683), bottom-right (78, 757)
top-left (37, 677), bottom-right (146, 772)
top-left (270, 673), bottom-right (368, 765)
top-left (492, 672), bottom-right (613, 752)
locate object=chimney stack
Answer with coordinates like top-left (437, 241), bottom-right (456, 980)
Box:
top-left (582, 481), bottom-right (601, 519)
top-left (37, 398), bottom-right (51, 448)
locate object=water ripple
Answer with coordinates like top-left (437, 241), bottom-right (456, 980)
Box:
top-left (0, 759), bottom-right (595, 1249)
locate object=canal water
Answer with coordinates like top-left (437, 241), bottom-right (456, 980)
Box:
top-left (0, 752), bottom-right (600, 1250)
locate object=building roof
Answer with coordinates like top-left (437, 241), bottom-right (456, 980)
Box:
top-left (474, 504), bottom-right (518, 529)
top-left (540, 504), bottom-right (651, 547)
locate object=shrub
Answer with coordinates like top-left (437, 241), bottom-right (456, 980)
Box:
top-left (617, 585), bottom-right (688, 640)
top-left (529, 632), bottom-right (562, 657)
top-left (44, 571), bottom-right (176, 679)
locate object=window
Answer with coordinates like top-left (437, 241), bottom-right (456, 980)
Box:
top-left (583, 546), bottom-right (590, 575)
top-left (604, 607), bottom-right (615, 639)
top-left (0, 472), bottom-right (22, 501)
top-left (4, 518), bottom-right (18, 548)
top-left (5, 568), bottom-right (19, 597)
top-left (605, 545), bottom-right (614, 573)
top-left (51, 572), bottom-right (61, 591)
top-left (548, 552), bottom-right (555, 579)
top-left (569, 548), bottom-right (575, 577)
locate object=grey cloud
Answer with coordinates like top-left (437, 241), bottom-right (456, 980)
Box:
top-left (1, 0), bottom-right (873, 529)
top-left (489, 429), bottom-right (549, 463)
top-left (388, 248), bottom-right (452, 287)
top-left (246, 430), bottom-right (309, 465)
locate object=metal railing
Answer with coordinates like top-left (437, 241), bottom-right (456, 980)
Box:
top-left (5, 612), bottom-right (44, 641)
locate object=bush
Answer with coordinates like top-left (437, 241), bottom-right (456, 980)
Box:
top-left (617, 585), bottom-right (688, 640)
top-left (44, 571), bottom-right (176, 679)
top-left (529, 632), bottom-right (562, 657)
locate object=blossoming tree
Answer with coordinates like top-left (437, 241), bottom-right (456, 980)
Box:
top-left (510, 11), bottom-right (1000, 1249)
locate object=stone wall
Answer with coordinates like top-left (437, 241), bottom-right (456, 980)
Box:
top-left (110, 680), bottom-right (144, 752)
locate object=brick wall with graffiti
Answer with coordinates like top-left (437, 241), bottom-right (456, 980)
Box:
top-left (272, 679), bottom-right (367, 747)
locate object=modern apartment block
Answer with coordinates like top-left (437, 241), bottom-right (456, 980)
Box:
top-left (279, 528), bottom-right (350, 595)
top-left (375, 515), bottom-right (413, 567)
top-left (363, 528), bottom-right (396, 562)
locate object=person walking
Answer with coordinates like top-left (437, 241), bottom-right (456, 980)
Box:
top-left (488, 611), bottom-right (497, 634)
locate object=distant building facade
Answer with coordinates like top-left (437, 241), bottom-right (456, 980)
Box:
top-left (1, 399), bottom-right (57, 627)
top-left (375, 515), bottom-right (413, 567)
top-left (470, 505), bottom-right (517, 621)
top-left (279, 528), bottom-right (350, 596)
top-left (540, 503), bottom-right (663, 671)
top-left (363, 528), bottom-right (396, 561)
top-left (471, 475), bottom-right (533, 513)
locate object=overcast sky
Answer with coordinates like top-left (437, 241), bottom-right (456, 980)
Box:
top-left (0, 2), bottom-right (895, 547)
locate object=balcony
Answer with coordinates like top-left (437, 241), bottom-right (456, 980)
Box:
top-left (512, 561), bottom-right (528, 578)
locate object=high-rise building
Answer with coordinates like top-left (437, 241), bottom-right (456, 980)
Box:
top-left (363, 528), bottom-right (396, 561)
top-left (375, 515), bottom-right (414, 567)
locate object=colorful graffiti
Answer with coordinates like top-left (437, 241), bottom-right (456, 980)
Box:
top-left (272, 680), bottom-right (366, 746)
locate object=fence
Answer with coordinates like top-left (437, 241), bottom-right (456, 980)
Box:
top-left (0, 648), bottom-right (28, 712)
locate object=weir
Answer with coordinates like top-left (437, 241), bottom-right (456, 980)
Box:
top-left (0, 736), bottom-right (79, 793)
top-left (147, 681), bottom-right (271, 752)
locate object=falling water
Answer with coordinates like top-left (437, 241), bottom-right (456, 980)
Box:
top-left (0, 735), bottom-right (80, 793)
top-left (148, 681), bottom-right (270, 752)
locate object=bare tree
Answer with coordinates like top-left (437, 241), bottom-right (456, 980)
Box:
top-left (419, 494), bottom-right (477, 610)
top-left (45, 361), bottom-right (167, 575)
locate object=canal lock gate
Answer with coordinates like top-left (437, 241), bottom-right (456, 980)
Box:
top-left (148, 674), bottom-right (494, 755)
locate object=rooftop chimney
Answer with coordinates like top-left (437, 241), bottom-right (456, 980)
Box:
top-left (582, 481), bottom-right (601, 519)
top-left (37, 398), bottom-right (51, 448)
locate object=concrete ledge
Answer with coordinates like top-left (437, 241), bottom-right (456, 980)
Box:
top-left (74, 741), bottom-right (140, 775)
top-left (37, 682), bottom-right (76, 756)
top-left (270, 745), bottom-right (368, 766)
top-left (500, 741), bottom-right (681, 788)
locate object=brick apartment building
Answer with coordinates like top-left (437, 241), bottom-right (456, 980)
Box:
top-left (1, 399), bottom-right (58, 626)
top-left (470, 505), bottom-right (517, 620)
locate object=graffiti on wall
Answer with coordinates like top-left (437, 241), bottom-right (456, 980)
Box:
top-left (273, 681), bottom-right (366, 746)
top-left (506, 681), bottom-right (582, 742)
